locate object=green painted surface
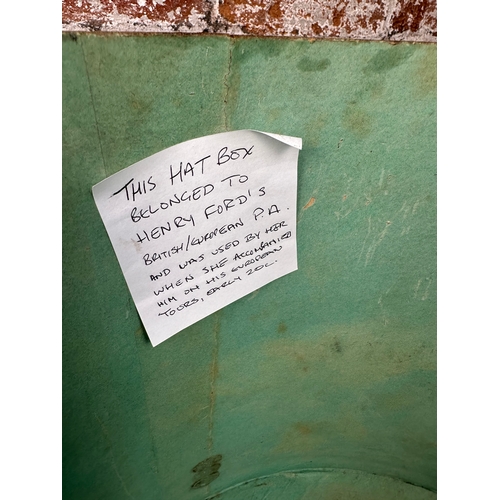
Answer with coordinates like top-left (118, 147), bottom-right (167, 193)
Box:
top-left (63, 34), bottom-right (436, 499)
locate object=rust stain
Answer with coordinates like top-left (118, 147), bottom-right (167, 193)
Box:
top-left (331, 6), bottom-right (346, 28)
top-left (294, 422), bottom-right (312, 435)
top-left (218, 0), bottom-right (243, 25)
top-left (268, 1), bottom-right (283, 19)
top-left (368, 0), bottom-right (386, 31)
top-left (273, 418), bottom-right (368, 455)
top-left (277, 322), bottom-right (288, 334)
top-left (389, 0), bottom-right (437, 37)
top-left (343, 103), bottom-right (372, 138)
top-left (413, 46), bottom-right (437, 97)
top-left (303, 197), bottom-right (316, 210)
top-left (311, 22), bottom-right (323, 35)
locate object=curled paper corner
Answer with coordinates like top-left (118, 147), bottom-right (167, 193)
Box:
top-left (251, 130), bottom-right (303, 150)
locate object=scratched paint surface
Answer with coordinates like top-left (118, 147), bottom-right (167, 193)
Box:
top-left (207, 469), bottom-right (437, 499)
top-left (62, 0), bottom-right (437, 42)
top-left (63, 34), bottom-right (436, 499)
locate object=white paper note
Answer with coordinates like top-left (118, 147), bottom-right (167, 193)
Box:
top-left (92, 130), bottom-right (302, 346)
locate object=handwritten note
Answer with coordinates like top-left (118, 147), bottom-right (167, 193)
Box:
top-left (92, 130), bottom-right (302, 346)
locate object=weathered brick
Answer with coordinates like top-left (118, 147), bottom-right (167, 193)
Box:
top-left (62, 0), bottom-right (437, 42)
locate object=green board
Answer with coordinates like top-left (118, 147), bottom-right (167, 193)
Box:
top-left (63, 33), bottom-right (436, 499)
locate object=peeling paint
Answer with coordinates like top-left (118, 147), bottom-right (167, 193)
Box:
top-left (303, 197), bottom-right (316, 210)
top-left (62, 0), bottom-right (436, 42)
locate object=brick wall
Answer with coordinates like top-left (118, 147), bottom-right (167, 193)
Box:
top-left (62, 0), bottom-right (436, 42)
